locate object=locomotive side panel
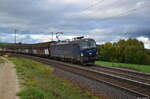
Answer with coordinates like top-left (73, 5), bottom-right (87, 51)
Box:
top-left (50, 43), bottom-right (81, 62)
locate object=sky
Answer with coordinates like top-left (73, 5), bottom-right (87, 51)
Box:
top-left (0, 0), bottom-right (150, 48)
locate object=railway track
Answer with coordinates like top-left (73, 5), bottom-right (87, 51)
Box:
top-left (13, 54), bottom-right (150, 98)
top-left (90, 65), bottom-right (150, 85)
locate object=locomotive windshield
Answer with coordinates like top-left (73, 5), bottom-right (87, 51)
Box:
top-left (80, 40), bottom-right (96, 49)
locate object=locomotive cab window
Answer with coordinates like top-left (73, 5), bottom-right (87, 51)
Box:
top-left (80, 40), bottom-right (96, 49)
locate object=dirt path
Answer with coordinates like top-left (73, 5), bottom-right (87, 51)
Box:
top-left (0, 57), bottom-right (20, 99)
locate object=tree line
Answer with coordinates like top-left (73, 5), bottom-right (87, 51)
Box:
top-left (97, 38), bottom-right (150, 65)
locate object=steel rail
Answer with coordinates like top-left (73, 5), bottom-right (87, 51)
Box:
top-left (90, 65), bottom-right (150, 85)
top-left (94, 64), bottom-right (150, 78)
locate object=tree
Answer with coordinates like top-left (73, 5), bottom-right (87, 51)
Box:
top-left (97, 38), bottom-right (150, 65)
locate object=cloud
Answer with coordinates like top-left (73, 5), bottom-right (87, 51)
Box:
top-left (0, 0), bottom-right (150, 49)
top-left (137, 36), bottom-right (150, 49)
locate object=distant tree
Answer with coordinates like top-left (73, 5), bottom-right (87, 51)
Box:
top-left (99, 42), bottom-right (114, 61)
top-left (97, 38), bottom-right (150, 65)
top-left (123, 39), bottom-right (145, 64)
top-left (144, 50), bottom-right (150, 65)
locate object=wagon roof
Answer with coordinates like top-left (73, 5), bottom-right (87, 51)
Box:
top-left (0, 41), bottom-right (55, 49)
top-left (31, 41), bottom-right (55, 48)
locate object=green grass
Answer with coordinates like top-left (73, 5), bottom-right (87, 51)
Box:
top-left (0, 57), bottom-right (4, 64)
top-left (8, 57), bottom-right (99, 99)
top-left (96, 61), bottom-right (150, 73)
top-left (0, 43), bottom-right (13, 46)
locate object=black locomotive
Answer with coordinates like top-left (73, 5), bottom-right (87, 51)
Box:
top-left (0, 37), bottom-right (98, 64)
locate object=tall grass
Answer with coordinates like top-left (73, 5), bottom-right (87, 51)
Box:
top-left (9, 57), bottom-right (99, 99)
top-left (0, 57), bottom-right (4, 64)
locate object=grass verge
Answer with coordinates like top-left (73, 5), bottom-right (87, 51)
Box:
top-left (96, 61), bottom-right (150, 73)
top-left (0, 57), bottom-right (4, 64)
top-left (8, 57), bottom-right (99, 99)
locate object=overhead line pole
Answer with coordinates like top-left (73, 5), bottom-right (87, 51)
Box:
top-left (51, 32), bottom-right (54, 41)
top-left (14, 29), bottom-right (17, 44)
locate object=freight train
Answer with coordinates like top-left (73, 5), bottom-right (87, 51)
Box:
top-left (0, 37), bottom-right (98, 64)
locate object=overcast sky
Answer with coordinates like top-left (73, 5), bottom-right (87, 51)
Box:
top-left (0, 0), bottom-right (150, 48)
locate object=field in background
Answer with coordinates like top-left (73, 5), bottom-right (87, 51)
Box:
top-left (8, 57), bottom-right (98, 99)
top-left (0, 43), bottom-right (13, 46)
top-left (96, 61), bottom-right (150, 73)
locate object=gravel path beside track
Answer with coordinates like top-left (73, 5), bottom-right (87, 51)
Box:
top-left (0, 57), bottom-right (20, 99)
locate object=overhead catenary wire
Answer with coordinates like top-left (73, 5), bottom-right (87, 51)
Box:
top-left (83, 0), bottom-right (105, 10)
top-left (81, 0), bottom-right (141, 40)
top-left (112, 8), bottom-right (137, 18)
top-left (80, 0), bottom-right (139, 18)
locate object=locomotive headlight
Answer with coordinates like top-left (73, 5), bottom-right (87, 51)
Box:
top-left (81, 53), bottom-right (84, 56)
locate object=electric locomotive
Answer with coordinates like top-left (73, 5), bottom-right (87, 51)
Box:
top-left (50, 37), bottom-right (98, 64)
top-left (78, 37), bottom-right (98, 64)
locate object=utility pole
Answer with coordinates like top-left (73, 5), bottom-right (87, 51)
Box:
top-left (51, 32), bottom-right (54, 41)
top-left (14, 29), bottom-right (17, 44)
